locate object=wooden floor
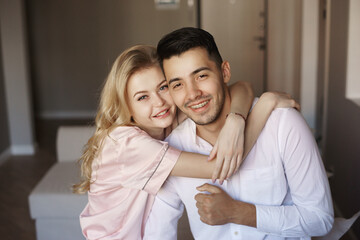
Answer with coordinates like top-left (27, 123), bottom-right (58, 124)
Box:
top-left (0, 119), bottom-right (91, 240)
top-left (0, 119), bottom-right (357, 240)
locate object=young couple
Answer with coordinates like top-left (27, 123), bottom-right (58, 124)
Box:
top-left (74, 27), bottom-right (333, 239)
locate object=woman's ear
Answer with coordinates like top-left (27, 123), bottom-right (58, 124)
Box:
top-left (221, 61), bottom-right (231, 83)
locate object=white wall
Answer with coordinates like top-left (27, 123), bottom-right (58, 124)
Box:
top-left (324, 0), bottom-right (360, 237)
top-left (267, 0), bottom-right (320, 131)
top-left (300, 0), bottom-right (319, 130)
top-left (0, 0), bottom-right (35, 155)
top-left (267, 0), bottom-right (302, 101)
top-left (345, 0), bottom-right (360, 105)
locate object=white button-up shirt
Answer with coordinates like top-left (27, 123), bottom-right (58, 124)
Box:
top-left (144, 108), bottom-right (334, 240)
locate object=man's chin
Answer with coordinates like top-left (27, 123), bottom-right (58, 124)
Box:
top-left (189, 114), bottom-right (218, 126)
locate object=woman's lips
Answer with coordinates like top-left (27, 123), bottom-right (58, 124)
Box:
top-left (153, 109), bottom-right (170, 118)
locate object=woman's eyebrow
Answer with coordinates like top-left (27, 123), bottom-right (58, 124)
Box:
top-left (133, 80), bottom-right (167, 97)
top-left (133, 90), bottom-right (147, 98)
top-left (157, 79), bottom-right (167, 87)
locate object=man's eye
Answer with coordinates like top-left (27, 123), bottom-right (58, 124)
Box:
top-left (173, 83), bottom-right (182, 89)
top-left (199, 74), bottom-right (207, 79)
top-left (138, 95), bottom-right (147, 101)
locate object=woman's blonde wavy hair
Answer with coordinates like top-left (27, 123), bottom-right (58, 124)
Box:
top-left (73, 45), bottom-right (160, 194)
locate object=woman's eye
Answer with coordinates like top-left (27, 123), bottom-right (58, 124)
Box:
top-left (159, 84), bottom-right (169, 91)
top-left (137, 95), bottom-right (147, 101)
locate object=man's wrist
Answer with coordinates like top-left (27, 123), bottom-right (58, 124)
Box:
top-left (231, 201), bottom-right (257, 227)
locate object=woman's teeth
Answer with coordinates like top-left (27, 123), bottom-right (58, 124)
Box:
top-left (155, 109), bottom-right (168, 117)
top-left (190, 101), bottom-right (209, 109)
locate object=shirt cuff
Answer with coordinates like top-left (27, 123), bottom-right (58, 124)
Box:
top-left (256, 205), bottom-right (282, 235)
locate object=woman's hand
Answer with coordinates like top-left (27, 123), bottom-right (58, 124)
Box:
top-left (262, 91), bottom-right (300, 110)
top-left (208, 113), bottom-right (246, 184)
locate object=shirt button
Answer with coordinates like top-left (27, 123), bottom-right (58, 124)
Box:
top-left (234, 231), bottom-right (238, 235)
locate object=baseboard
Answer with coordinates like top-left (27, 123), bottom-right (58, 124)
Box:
top-left (39, 111), bottom-right (96, 120)
top-left (0, 148), bottom-right (11, 166)
top-left (10, 143), bottom-right (37, 155)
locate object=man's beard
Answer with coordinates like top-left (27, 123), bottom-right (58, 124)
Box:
top-left (184, 85), bottom-right (225, 126)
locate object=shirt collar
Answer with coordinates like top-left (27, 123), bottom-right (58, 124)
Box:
top-left (187, 119), bottom-right (213, 152)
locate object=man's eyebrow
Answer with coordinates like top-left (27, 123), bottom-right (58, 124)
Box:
top-left (168, 78), bottom-right (180, 86)
top-left (192, 67), bottom-right (211, 75)
top-left (168, 67), bottom-right (210, 85)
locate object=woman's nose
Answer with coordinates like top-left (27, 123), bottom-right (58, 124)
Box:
top-left (153, 93), bottom-right (165, 107)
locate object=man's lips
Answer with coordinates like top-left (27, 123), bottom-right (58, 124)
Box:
top-left (186, 99), bottom-right (210, 112)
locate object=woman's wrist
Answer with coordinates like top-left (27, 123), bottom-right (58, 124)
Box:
top-left (259, 92), bottom-right (278, 110)
top-left (226, 112), bottom-right (247, 122)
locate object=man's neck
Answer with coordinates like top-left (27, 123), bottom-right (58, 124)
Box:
top-left (196, 89), bottom-right (231, 146)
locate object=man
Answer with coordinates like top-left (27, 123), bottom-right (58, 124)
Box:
top-left (144, 27), bottom-right (333, 239)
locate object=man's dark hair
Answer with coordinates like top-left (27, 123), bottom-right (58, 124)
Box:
top-left (157, 27), bottom-right (223, 70)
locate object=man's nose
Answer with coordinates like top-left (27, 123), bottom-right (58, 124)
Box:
top-left (186, 81), bottom-right (202, 100)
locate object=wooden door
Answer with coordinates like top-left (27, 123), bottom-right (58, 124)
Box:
top-left (201, 0), bottom-right (266, 96)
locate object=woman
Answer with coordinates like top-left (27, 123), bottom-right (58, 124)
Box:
top-left (73, 45), bottom-right (299, 239)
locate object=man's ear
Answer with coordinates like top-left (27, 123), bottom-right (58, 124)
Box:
top-left (221, 61), bottom-right (231, 83)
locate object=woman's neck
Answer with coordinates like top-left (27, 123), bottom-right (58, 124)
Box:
top-left (146, 127), bottom-right (165, 140)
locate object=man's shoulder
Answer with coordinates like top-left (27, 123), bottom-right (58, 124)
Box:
top-left (262, 107), bottom-right (312, 145)
top-left (166, 118), bottom-right (195, 141)
top-left (268, 107), bottom-right (304, 127)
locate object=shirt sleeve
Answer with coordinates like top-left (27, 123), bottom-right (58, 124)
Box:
top-left (80, 127), bottom-right (181, 239)
top-left (256, 108), bottom-right (334, 237)
top-left (143, 178), bottom-right (184, 240)
top-left (95, 127), bottom-right (181, 195)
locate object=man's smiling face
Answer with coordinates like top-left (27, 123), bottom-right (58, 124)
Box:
top-left (163, 47), bottom-right (229, 125)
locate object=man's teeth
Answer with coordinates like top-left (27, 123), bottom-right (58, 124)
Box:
top-left (156, 110), bottom-right (168, 117)
top-left (190, 101), bottom-right (209, 109)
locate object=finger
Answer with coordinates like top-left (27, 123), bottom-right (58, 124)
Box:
top-left (219, 155), bottom-right (230, 184)
top-left (235, 155), bottom-right (242, 172)
top-left (208, 141), bottom-right (218, 161)
top-left (196, 201), bottom-right (202, 209)
top-left (196, 183), bottom-right (222, 194)
top-left (194, 193), bottom-right (208, 202)
top-left (226, 155), bottom-right (237, 179)
top-left (200, 216), bottom-right (208, 224)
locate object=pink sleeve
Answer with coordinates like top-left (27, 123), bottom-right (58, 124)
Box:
top-left (93, 127), bottom-right (181, 195)
top-left (80, 127), bottom-right (181, 239)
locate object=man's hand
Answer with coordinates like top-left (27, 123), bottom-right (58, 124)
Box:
top-left (208, 113), bottom-right (245, 184)
top-left (194, 183), bottom-right (256, 227)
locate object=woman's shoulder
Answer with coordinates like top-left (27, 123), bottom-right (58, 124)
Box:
top-left (109, 125), bottom-right (147, 140)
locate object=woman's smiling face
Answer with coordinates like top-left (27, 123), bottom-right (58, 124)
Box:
top-left (126, 65), bottom-right (176, 138)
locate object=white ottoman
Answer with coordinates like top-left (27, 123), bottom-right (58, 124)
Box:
top-left (29, 126), bottom-right (95, 240)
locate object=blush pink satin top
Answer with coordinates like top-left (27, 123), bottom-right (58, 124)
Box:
top-left (79, 126), bottom-right (180, 240)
